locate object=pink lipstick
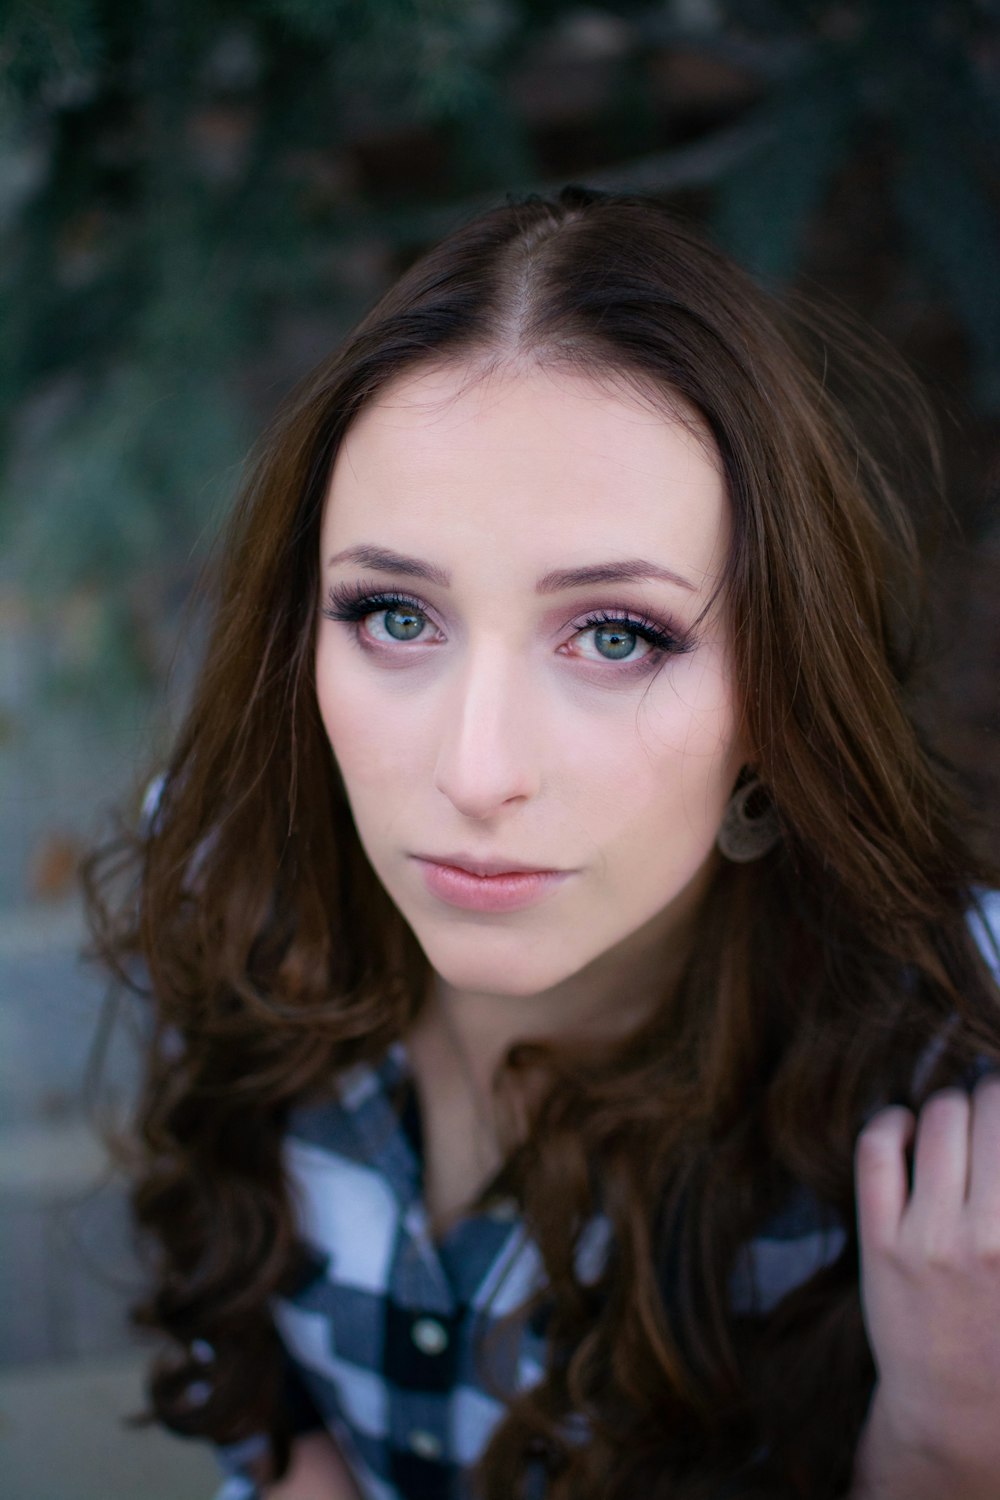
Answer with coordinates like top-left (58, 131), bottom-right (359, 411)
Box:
top-left (413, 857), bottom-right (572, 913)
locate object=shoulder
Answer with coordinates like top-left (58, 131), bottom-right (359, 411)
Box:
top-left (727, 892), bottom-right (1000, 1319)
top-left (278, 1045), bottom-right (413, 1254)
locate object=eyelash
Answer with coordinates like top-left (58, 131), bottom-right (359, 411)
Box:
top-left (321, 582), bottom-right (694, 673)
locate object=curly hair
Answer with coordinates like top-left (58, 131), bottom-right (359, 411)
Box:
top-left (84, 187), bottom-right (1000, 1500)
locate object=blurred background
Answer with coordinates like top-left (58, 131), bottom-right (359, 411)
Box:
top-left (1, 1), bottom-right (998, 1495)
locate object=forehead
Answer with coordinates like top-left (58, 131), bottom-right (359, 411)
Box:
top-left (322, 363), bottom-right (729, 587)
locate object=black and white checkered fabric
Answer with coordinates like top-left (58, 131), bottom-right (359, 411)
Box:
top-left (212, 891), bottom-right (1000, 1500)
top-left (212, 1042), bottom-right (848, 1500)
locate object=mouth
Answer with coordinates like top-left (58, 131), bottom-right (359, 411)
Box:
top-left (412, 852), bottom-right (564, 877)
top-left (412, 856), bottom-right (573, 913)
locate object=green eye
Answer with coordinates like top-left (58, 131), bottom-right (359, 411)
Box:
top-left (592, 624), bottom-right (639, 660)
top-left (323, 585), bottom-right (693, 670)
top-left (383, 607), bottom-right (425, 641)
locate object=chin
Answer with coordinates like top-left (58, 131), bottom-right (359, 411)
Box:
top-left (409, 928), bottom-right (582, 999)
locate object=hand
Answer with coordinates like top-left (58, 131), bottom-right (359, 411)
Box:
top-left (851, 1076), bottom-right (1000, 1498)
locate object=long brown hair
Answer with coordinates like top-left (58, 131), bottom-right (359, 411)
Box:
top-left (84, 187), bottom-right (1000, 1499)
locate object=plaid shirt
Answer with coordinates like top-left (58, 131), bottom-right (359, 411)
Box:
top-left (212, 891), bottom-right (1000, 1500)
top-left (212, 1040), bottom-right (849, 1500)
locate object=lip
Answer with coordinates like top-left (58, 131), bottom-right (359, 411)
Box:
top-left (414, 851), bottom-right (562, 876)
top-left (412, 856), bottom-right (573, 913)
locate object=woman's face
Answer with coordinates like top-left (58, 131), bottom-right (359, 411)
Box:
top-left (316, 363), bottom-right (744, 1001)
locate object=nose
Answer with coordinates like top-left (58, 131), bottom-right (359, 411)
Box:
top-left (432, 645), bottom-right (541, 819)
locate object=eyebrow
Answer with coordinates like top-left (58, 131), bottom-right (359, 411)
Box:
top-left (325, 545), bottom-right (697, 594)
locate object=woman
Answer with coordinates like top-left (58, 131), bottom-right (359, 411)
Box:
top-left (86, 186), bottom-right (1000, 1499)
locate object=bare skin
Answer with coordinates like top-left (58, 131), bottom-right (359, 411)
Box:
top-left (315, 358), bottom-right (742, 1219)
top-left (262, 1430), bottom-right (362, 1500)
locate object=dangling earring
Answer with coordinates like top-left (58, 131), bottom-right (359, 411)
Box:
top-left (716, 775), bottom-right (782, 863)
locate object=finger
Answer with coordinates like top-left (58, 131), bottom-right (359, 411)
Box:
top-left (906, 1088), bottom-right (970, 1228)
top-left (855, 1106), bottom-right (915, 1250)
top-left (968, 1073), bottom-right (1000, 1218)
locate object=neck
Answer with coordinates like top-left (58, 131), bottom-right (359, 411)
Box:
top-left (417, 868), bottom-right (708, 1099)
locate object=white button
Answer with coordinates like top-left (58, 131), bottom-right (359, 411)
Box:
top-left (408, 1428), bottom-right (443, 1460)
top-left (411, 1317), bottom-right (449, 1356)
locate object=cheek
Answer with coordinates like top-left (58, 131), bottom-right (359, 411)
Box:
top-left (593, 663), bottom-right (742, 849)
top-left (314, 638), bottom-right (410, 792)
top-left (642, 655), bottom-right (742, 787)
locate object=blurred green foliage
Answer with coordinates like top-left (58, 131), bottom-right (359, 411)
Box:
top-left (1, 0), bottom-right (998, 711)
